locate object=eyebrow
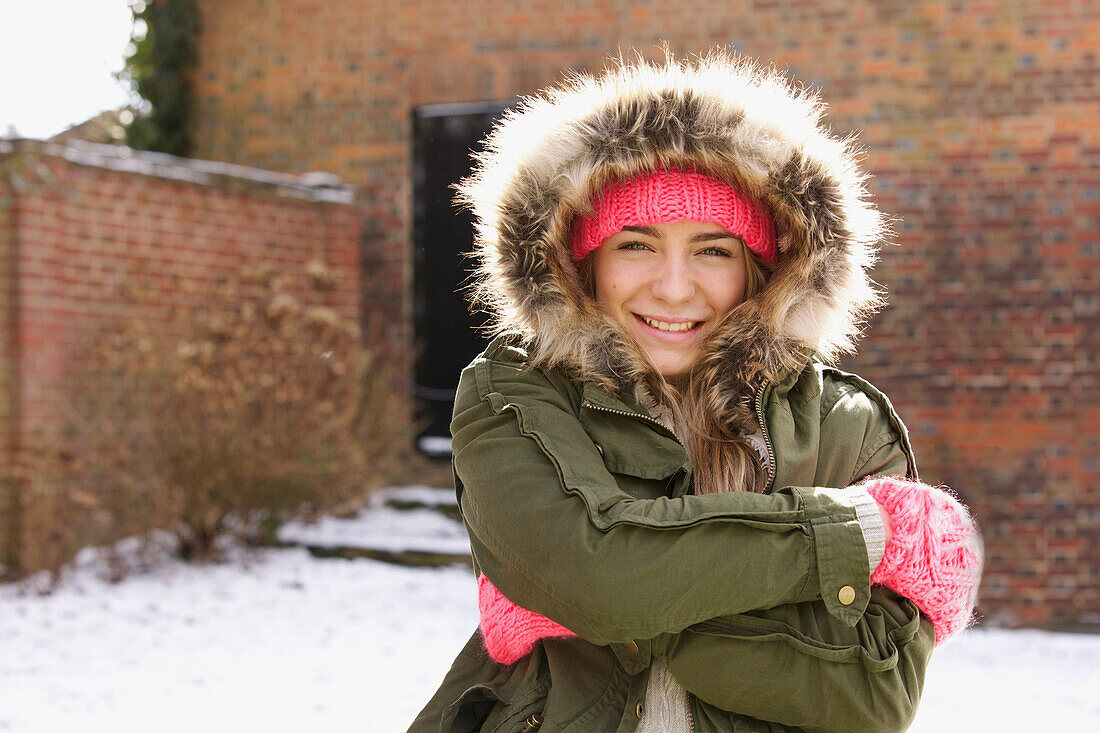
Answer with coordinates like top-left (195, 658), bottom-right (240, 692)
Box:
top-left (619, 225), bottom-right (743, 243)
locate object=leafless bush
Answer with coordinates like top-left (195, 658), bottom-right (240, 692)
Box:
top-left (57, 260), bottom-right (411, 564)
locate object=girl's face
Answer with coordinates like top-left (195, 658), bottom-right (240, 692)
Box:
top-left (591, 219), bottom-right (750, 378)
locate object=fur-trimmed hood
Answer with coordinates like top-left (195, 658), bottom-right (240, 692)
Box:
top-left (458, 50), bottom-right (886, 417)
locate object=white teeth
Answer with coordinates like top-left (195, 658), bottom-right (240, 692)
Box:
top-left (642, 316), bottom-right (700, 332)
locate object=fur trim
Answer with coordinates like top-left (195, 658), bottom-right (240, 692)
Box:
top-left (458, 49), bottom-right (887, 410)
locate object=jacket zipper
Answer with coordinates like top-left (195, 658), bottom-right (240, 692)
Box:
top-left (581, 401), bottom-right (684, 446)
top-left (588, 397), bottom-right (765, 733)
top-left (754, 381), bottom-right (777, 492)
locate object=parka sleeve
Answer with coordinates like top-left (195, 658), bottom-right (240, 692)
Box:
top-left (452, 356), bottom-right (874, 646)
top-left (665, 404), bottom-right (935, 733)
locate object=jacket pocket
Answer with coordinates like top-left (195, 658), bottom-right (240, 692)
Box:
top-left (666, 589), bottom-right (932, 732)
top-left (579, 410), bottom-right (684, 480)
top-left (440, 682), bottom-right (547, 733)
top-left (687, 592), bottom-right (924, 670)
top-left (500, 394), bottom-right (688, 514)
top-left (576, 398), bottom-right (690, 502)
top-left (440, 684), bottom-right (499, 732)
top-left (439, 646), bottom-right (550, 733)
top-left (593, 441), bottom-right (688, 503)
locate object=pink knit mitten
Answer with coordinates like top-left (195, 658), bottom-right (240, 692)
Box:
top-left (864, 477), bottom-right (982, 645)
top-left (478, 574), bottom-right (577, 664)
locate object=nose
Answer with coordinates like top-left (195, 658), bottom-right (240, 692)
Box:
top-left (650, 253), bottom-right (696, 303)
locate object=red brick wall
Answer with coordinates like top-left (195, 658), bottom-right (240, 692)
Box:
top-left (188, 0), bottom-right (1100, 627)
top-left (1, 156), bottom-right (17, 570)
top-left (0, 139), bottom-right (361, 572)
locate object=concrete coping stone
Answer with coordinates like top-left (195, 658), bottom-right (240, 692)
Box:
top-left (0, 138), bottom-right (355, 205)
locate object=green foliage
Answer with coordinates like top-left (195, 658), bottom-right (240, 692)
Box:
top-left (118, 0), bottom-right (200, 156)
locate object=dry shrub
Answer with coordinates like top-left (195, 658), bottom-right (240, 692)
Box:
top-left (61, 260), bottom-right (411, 563)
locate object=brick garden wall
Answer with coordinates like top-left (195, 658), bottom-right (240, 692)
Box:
top-left (0, 139), bottom-right (360, 573)
top-left (0, 153), bottom-right (16, 570)
top-left (187, 0), bottom-right (1100, 627)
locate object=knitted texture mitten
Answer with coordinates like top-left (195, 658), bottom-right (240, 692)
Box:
top-left (478, 574), bottom-right (577, 664)
top-left (863, 477), bottom-right (983, 645)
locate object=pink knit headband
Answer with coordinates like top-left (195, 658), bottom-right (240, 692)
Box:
top-left (572, 169), bottom-right (777, 262)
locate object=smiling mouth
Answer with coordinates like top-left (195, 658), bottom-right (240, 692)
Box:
top-left (638, 315), bottom-right (704, 333)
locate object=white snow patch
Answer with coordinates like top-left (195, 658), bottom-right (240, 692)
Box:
top-left (277, 485), bottom-right (468, 555)
top-left (910, 627), bottom-right (1100, 731)
top-left (417, 435), bottom-right (453, 457)
top-left (278, 506), bottom-right (470, 555)
top-left (0, 546), bottom-right (478, 732)
top-left (372, 485), bottom-right (458, 508)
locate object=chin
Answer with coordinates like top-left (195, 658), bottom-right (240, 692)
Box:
top-left (649, 355), bottom-right (695, 379)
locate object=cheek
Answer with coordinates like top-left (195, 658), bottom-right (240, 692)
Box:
top-left (703, 267), bottom-right (749, 312)
top-left (592, 256), bottom-right (629, 309)
top-left (729, 276), bottom-right (748, 307)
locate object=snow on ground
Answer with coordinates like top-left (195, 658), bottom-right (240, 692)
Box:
top-left (912, 627), bottom-right (1100, 731)
top-left (2, 486), bottom-right (1098, 732)
top-left (1, 544), bottom-right (477, 732)
top-left (278, 489), bottom-right (469, 555)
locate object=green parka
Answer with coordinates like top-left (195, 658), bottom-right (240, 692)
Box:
top-left (411, 51), bottom-right (936, 731)
top-left (410, 337), bottom-right (932, 732)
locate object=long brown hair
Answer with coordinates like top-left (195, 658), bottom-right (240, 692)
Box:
top-left (647, 368), bottom-right (766, 494)
top-left (581, 242), bottom-right (770, 494)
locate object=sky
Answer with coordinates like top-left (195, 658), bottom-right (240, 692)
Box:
top-left (0, 0), bottom-right (135, 139)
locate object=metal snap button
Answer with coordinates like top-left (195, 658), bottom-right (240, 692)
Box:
top-left (838, 585), bottom-right (856, 605)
